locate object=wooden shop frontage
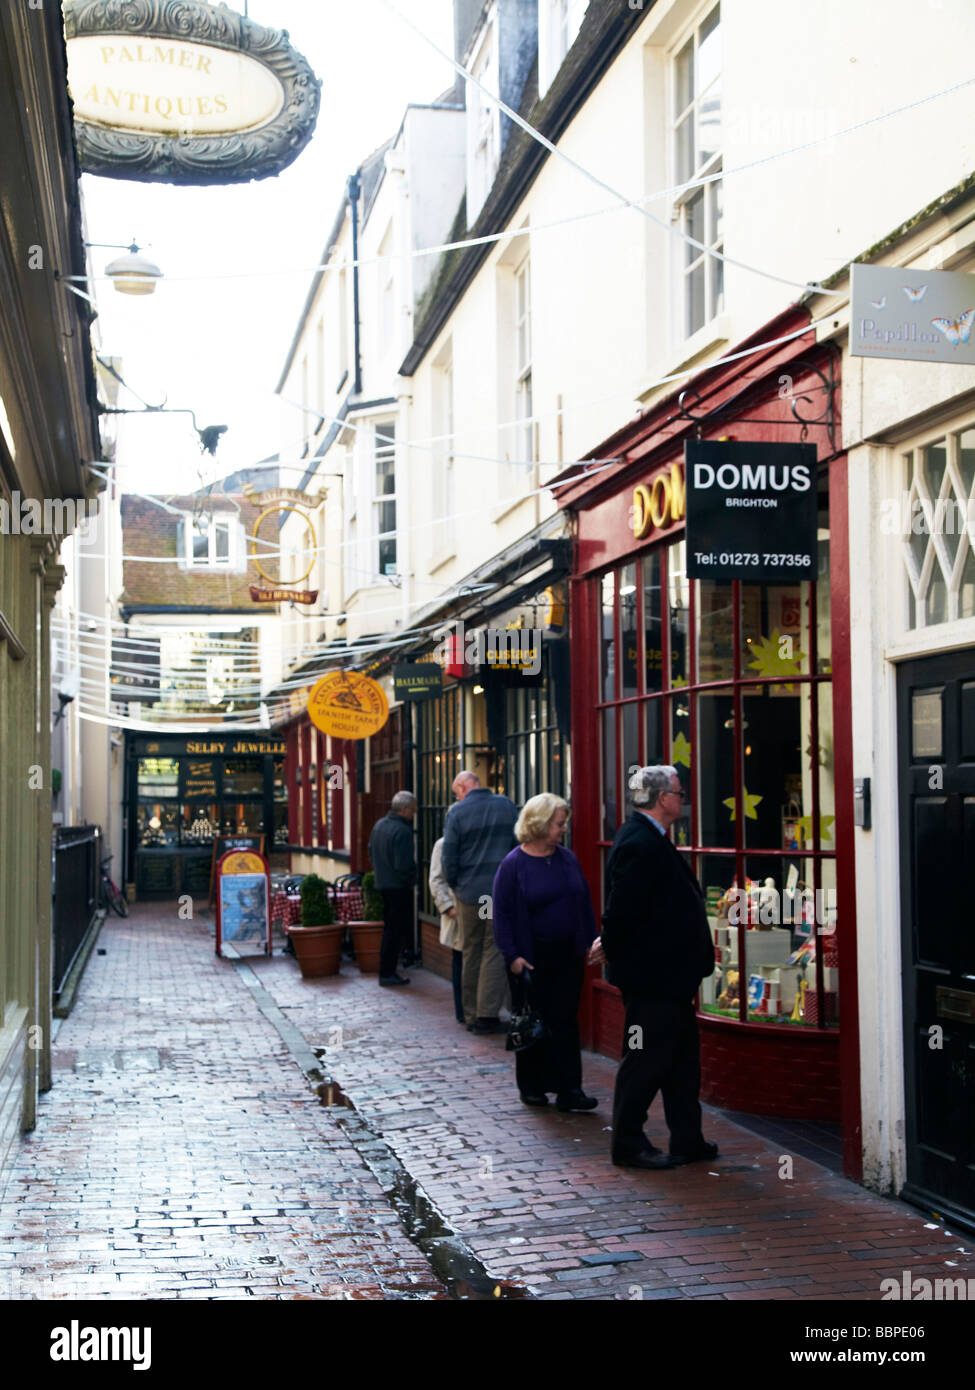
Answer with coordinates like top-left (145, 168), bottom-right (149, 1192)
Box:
top-left (554, 307), bottom-right (863, 1179)
top-left (125, 733), bottom-right (289, 899)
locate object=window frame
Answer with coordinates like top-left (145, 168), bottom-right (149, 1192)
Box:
top-left (670, 2), bottom-right (723, 341)
top-left (372, 418), bottom-right (398, 578)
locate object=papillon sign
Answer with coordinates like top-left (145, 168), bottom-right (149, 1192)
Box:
top-left (850, 263), bottom-right (975, 366)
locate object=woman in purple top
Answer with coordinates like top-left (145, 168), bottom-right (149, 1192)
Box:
top-left (491, 793), bottom-right (599, 1112)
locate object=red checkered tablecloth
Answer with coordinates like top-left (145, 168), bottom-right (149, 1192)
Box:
top-left (271, 892), bottom-right (302, 929)
top-left (334, 888), bottom-right (364, 923)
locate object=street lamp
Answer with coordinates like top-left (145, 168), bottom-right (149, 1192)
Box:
top-left (86, 240), bottom-right (163, 296)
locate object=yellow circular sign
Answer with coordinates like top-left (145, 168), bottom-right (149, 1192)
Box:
top-left (250, 505), bottom-right (316, 586)
top-left (308, 671), bottom-right (389, 740)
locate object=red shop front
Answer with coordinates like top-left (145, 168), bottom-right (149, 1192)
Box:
top-left (557, 309), bottom-right (862, 1179)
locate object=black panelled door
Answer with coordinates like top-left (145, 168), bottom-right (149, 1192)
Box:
top-left (898, 649), bottom-right (975, 1228)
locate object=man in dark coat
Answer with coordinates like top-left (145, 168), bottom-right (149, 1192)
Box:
top-left (368, 790), bottom-right (417, 987)
top-left (591, 765), bottom-right (718, 1170)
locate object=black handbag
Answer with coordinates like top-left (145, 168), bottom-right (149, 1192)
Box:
top-left (506, 967), bottom-right (548, 1052)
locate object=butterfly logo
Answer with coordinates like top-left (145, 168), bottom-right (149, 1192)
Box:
top-left (931, 309), bottom-right (975, 348)
top-left (871, 296), bottom-right (886, 310)
top-left (903, 285), bottom-right (927, 302)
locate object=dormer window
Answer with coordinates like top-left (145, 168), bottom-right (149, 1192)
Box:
top-left (538, 0), bottom-right (587, 98)
top-left (466, 12), bottom-right (501, 223)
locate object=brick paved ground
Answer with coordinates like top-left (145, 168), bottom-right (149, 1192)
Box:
top-left (2, 905), bottom-right (972, 1303)
top-left (0, 906), bottom-right (444, 1300)
top-left (251, 932), bottom-right (975, 1302)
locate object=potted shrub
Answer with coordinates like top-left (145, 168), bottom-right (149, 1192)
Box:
top-left (349, 871), bottom-right (385, 973)
top-left (289, 874), bottom-right (343, 978)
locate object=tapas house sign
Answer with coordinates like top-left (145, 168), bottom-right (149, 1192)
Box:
top-left (63, 0), bottom-right (321, 184)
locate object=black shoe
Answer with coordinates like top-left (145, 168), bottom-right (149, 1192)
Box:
top-left (556, 1090), bottom-right (598, 1112)
top-left (379, 974), bottom-right (410, 987)
top-left (668, 1139), bottom-right (719, 1165)
top-left (611, 1144), bottom-right (664, 1169)
top-left (471, 1017), bottom-right (503, 1034)
top-left (609, 1134), bottom-right (662, 1167)
top-left (520, 1093), bottom-right (548, 1107)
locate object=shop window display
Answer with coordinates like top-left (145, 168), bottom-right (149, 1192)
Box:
top-left (596, 496), bottom-right (835, 1029)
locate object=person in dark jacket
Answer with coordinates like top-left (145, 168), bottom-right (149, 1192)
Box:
top-left (492, 793), bottom-right (598, 1111)
top-left (590, 765), bottom-right (717, 1169)
top-left (367, 790), bottom-right (417, 987)
top-left (442, 770), bottom-right (517, 1033)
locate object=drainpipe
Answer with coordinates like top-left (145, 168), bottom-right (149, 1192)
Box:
top-left (347, 172), bottom-right (363, 397)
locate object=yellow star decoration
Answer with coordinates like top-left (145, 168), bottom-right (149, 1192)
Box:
top-left (747, 629), bottom-right (804, 691)
top-left (671, 674), bottom-right (688, 688)
top-left (795, 814), bottom-right (835, 844)
top-left (671, 731), bottom-right (691, 768)
top-left (723, 787), bottom-right (763, 820)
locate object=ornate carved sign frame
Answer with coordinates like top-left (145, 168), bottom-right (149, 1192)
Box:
top-left (63, 0), bottom-right (321, 184)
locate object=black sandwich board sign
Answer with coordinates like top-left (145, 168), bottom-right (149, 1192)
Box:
top-left (685, 441), bottom-right (818, 583)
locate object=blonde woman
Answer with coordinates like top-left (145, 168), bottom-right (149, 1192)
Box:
top-left (491, 793), bottom-right (598, 1111)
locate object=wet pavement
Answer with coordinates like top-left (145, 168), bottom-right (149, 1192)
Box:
top-left (2, 903), bottom-right (973, 1301)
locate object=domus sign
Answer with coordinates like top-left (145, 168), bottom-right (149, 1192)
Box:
top-left (63, 0), bottom-right (320, 184)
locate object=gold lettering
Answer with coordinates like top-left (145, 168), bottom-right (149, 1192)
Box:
top-left (119, 46), bottom-right (133, 63)
top-left (198, 55), bottom-right (212, 74)
top-left (214, 94), bottom-right (228, 113)
top-left (83, 84), bottom-right (99, 103)
top-left (669, 461), bottom-right (685, 520)
top-left (177, 97), bottom-right (193, 116)
top-left (196, 96), bottom-right (211, 116)
top-left (155, 95), bottom-right (173, 118)
top-left (154, 45), bottom-right (173, 64)
top-left (100, 46), bottom-right (114, 64)
top-left (632, 484), bottom-right (652, 539)
top-left (648, 473), bottom-right (671, 528)
top-left (179, 50), bottom-right (193, 69)
top-left (104, 87), bottom-right (121, 108)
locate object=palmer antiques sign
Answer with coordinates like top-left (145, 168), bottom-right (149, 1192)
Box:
top-left (63, 0), bottom-right (321, 184)
top-left (246, 485), bottom-right (325, 605)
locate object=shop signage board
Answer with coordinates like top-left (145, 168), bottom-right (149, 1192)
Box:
top-left (63, 0), bottom-right (320, 185)
top-left (393, 663), bottom-right (443, 701)
top-left (685, 441), bottom-right (818, 582)
top-left (307, 670), bottom-right (389, 739)
top-left (215, 849), bottom-right (271, 957)
top-left (181, 758), bottom-right (217, 801)
top-left (850, 263), bottom-right (975, 365)
top-left (249, 585), bottom-right (318, 604)
top-left (208, 833), bottom-right (265, 906)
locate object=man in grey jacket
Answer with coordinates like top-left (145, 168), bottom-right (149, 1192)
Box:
top-left (368, 789), bottom-right (417, 987)
top-left (441, 771), bottom-right (517, 1032)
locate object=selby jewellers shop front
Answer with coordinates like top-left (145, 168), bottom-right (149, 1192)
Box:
top-left (556, 308), bottom-right (863, 1178)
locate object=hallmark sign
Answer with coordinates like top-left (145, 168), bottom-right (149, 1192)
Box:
top-left (850, 263), bottom-right (975, 366)
top-left (63, 0), bottom-right (320, 184)
top-left (685, 441), bottom-right (818, 582)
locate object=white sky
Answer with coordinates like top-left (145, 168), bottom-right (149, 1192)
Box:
top-left (80, 0), bottom-right (455, 494)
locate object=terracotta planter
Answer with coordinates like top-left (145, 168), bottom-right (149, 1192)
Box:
top-left (289, 923), bottom-right (344, 979)
top-left (349, 920), bottom-right (384, 973)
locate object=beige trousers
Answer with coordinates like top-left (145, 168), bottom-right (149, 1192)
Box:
top-left (456, 898), bottom-right (508, 1024)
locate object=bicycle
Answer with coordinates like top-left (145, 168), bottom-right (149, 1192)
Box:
top-left (99, 854), bottom-right (129, 918)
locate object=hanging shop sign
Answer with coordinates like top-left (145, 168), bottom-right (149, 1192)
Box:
top-left (393, 663), bottom-right (443, 702)
top-left (307, 670), bottom-right (389, 740)
top-left (249, 500), bottom-right (319, 603)
top-left (249, 585), bottom-right (318, 605)
top-left (63, 0), bottom-right (321, 185)
top-left (685, 441), bottom-right (818, 582)
top-left (850, 263), bottom-right (975, 366)
top-left (215, 849), bottom-right (271, 957)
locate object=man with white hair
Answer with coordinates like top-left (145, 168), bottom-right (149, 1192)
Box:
top-left (442, 770), bottom-right (518, 1033)
top-left (590, 764), bottom-right (717, 1170)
